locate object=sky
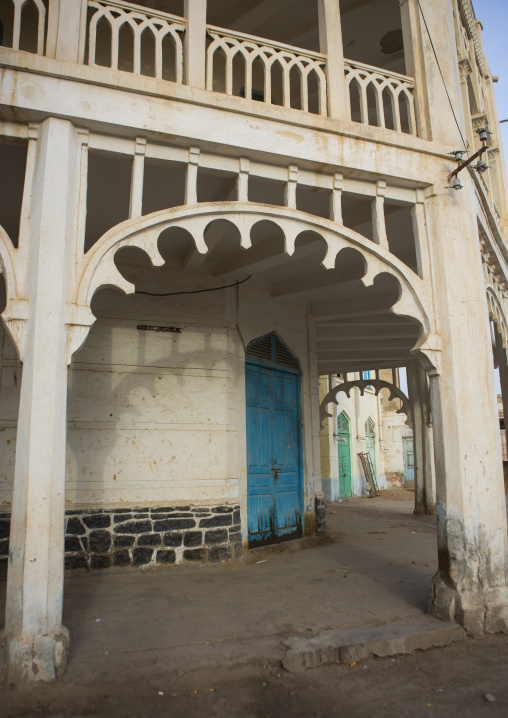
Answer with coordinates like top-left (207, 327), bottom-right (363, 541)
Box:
top-left (474, 0), bottom-right (508, 154)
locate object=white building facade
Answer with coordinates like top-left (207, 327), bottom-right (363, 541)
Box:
top-left (0, 0), bottom-right (507, 685)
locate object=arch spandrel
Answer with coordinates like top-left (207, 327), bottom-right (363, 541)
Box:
top-left (75, 202), bottom-right (433, 335)
top-left (320, 377), bottom-right (411, 429)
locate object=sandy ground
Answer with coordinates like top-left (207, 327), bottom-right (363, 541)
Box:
top-left (2, 634), bottom-right (508, 717)
top-left (1, 489), bottom-right (508, 716)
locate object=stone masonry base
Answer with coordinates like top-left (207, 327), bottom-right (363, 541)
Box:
top-left (0, 504), bottom-right (242, 570)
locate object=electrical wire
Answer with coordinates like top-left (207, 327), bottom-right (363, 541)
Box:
top-left (416, 0), bottom-right (469, 152)
top-left (136, 274), bottom-right (252, 297)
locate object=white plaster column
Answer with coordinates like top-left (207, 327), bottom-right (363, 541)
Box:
top-left (47, 0), bottom-right (88, 64)
top-left (372, 181), bottom-right (389, 250)
top-left (425, 182), bottom-right (508, 634)
top-left (129, 137), bottom-right (147, 219)
top-left (330, 172), bottom-right (343, 224)
top-left (399, 0), bottom-right (431, 140)
top-left (284, 165), bottom-right (298, 209)
top-left (405, 0), bottom-right (466, 146)
top-left (184, 0), bottom-right (207, 90)
top-left (4, 118), bottom-right (84, 684)
top-left (407, 360), bottom-right (436, 515)
top-left (237, 158), bottom-right (250, 202)
top-left (317, 0), bottom-right (348, 120)
top-left (411, 190), bottom-right (432, 279)
top-left (185, 147), bottom-right (200, 205)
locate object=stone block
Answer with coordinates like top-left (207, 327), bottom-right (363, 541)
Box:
top-left (114, 535), bottom-right (135, 548)
top-left (114, 514), bottom-right (133, 524)
top-left (233, 542), bottom-right (243, 558)
top-left (193, 508), bottom-right (211, 514)
top-left (89, 530), bottom-right (112, 554)
top-left (137, 533), bottom-right (161, 546)
top-left (65, 555), bottom-right (89, 570)
top-left (114, 520), bottom-right (152, 534)
top-left (112, 508), bottom-right (133, 514)
top-left (64, 536), bottom-right (81, 553)
top-left (204, 529), bottom-right (228, 545)
top-left (170, 512), bottom-right (194, 518)
top-left (91, 555), bottom-right (112, 570)
top-left (212, 506), bottom-right (234, 514)
top-left (66, 517), bottom-right (86, 536)
top-left (0, 512), bottom-right (11, 520)
top-left (133, 513), bottom-right (150, 518)
top-left (80, 537), bottom-right (89, 551)
top-left (199, 515), bottom-right (232, 528)
top-left (209, 545), bottom-right (233, 561)
top-left (133, 547), bottom-right (153, 566)
top-left (233, 510), bottom-right (241, 524)
top-left (0, 538), bottom-right (9, 556)
top-left (163, 532), bottom-right (183, 547)
top-left (114, 550), bottom-right (131, 566)
top-left (183, 548), bottom-right (207, 562)
top-left (0, 520), bottom-right (10, 540)
top-left (156, 549), bottom-right (176, 564)
top-left (83, 514), bottom-right (111, 529)
top-left (154, 518), bottom-right (195, 531)
top-left (184, 531), bottom-right (203, 547)
top-left (229, 531), bottom-right (242, 543)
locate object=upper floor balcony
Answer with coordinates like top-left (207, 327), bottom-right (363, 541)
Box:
top-left (0, 0), bottom-right (419, 137)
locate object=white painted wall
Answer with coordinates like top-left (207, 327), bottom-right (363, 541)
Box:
top-left (0, 268), bottom-right (318, 531)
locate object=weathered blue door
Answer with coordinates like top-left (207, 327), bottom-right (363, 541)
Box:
top-left (246, 334), bottom-right (303, 547)
top-left (403, 436), bottom-right (414, 483)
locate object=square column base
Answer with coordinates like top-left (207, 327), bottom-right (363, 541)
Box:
top-left (1, 627), bottom-right (69, 686)
top-left (428, 574), bottom-right (508, 636)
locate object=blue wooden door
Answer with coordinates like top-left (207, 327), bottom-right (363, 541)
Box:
top-left (337, 412), bottom-right (352, 498)
top-left (403, 436), bottom-right (414, 483)
top-left (246, 336), bottom-right (302, 547)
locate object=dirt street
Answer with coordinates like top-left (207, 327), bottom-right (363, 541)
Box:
top-left (1, 634), bottom-right (508, 717)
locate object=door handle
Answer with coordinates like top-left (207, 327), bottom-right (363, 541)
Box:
top-left (274, 470), bottom-right (279, 482)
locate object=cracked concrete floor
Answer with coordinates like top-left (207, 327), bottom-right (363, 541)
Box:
top-left (0, 489), bottom-right (441, 687)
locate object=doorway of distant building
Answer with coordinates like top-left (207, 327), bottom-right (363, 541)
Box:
top-left (337, 411), bottom-right (352, 498)
top-left (403, 436), bottom-right (414, 484)
top-left (365, 418), bottom-right (376, 474)
top-left (245, 333), bottom-right (303, 548)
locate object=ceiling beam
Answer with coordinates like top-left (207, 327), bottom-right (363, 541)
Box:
top-left (220, 238), bottom-right (322, 276)
top-left (272, 271), bottom-right (364, 298)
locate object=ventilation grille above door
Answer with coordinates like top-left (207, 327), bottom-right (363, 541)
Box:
top-left (246, 333), bottom-right (301, 372)
top-left (276, 342), bottom-right (299, 369)
top-left (246, 336), bottom-right (272, 361)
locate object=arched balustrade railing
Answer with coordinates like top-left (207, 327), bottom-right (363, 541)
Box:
top-left (1, 0), bottom-right (47, 55)
top-left (206, 26), bottom-right (328, 116)
top-left (345, 59), bottom-right (416, 135)
top-left (87, 0), bottom-right (185, 83)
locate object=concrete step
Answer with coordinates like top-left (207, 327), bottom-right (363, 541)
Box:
top-left (282, 616), bottom-right (465, 672)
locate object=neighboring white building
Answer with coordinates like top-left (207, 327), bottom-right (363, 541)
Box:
top-left (320, 369), bottom-right (415, 500)
top-left (0, 0), bottom-right (507, 685)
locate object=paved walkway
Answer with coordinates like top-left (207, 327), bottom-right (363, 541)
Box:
top-left (1, 492), bottom-right (453, 686)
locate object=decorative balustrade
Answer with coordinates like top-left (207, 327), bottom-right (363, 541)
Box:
top-left (206, 26), bottom-right (328, 117)
top-left (344, 60), bottom-right (416, 135)
top-left (0, 0), bottom-right (48, 55)
top-left (87, 0), bottom-right (185, 83)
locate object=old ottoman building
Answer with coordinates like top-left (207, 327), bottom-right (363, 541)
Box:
top-left (0, 0), bottom-right (507, 684)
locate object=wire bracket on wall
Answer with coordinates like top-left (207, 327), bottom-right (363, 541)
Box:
top-left (446, 127), bottom-right (491, 190)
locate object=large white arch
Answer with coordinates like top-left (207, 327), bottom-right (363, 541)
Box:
top-left (73, 202), bottom-right (434, 346)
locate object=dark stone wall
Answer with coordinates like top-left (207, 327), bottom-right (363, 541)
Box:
top-left (0, 505), bottom-right (242, 570)
top-left (315, 495), bottom-right (326, 536)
